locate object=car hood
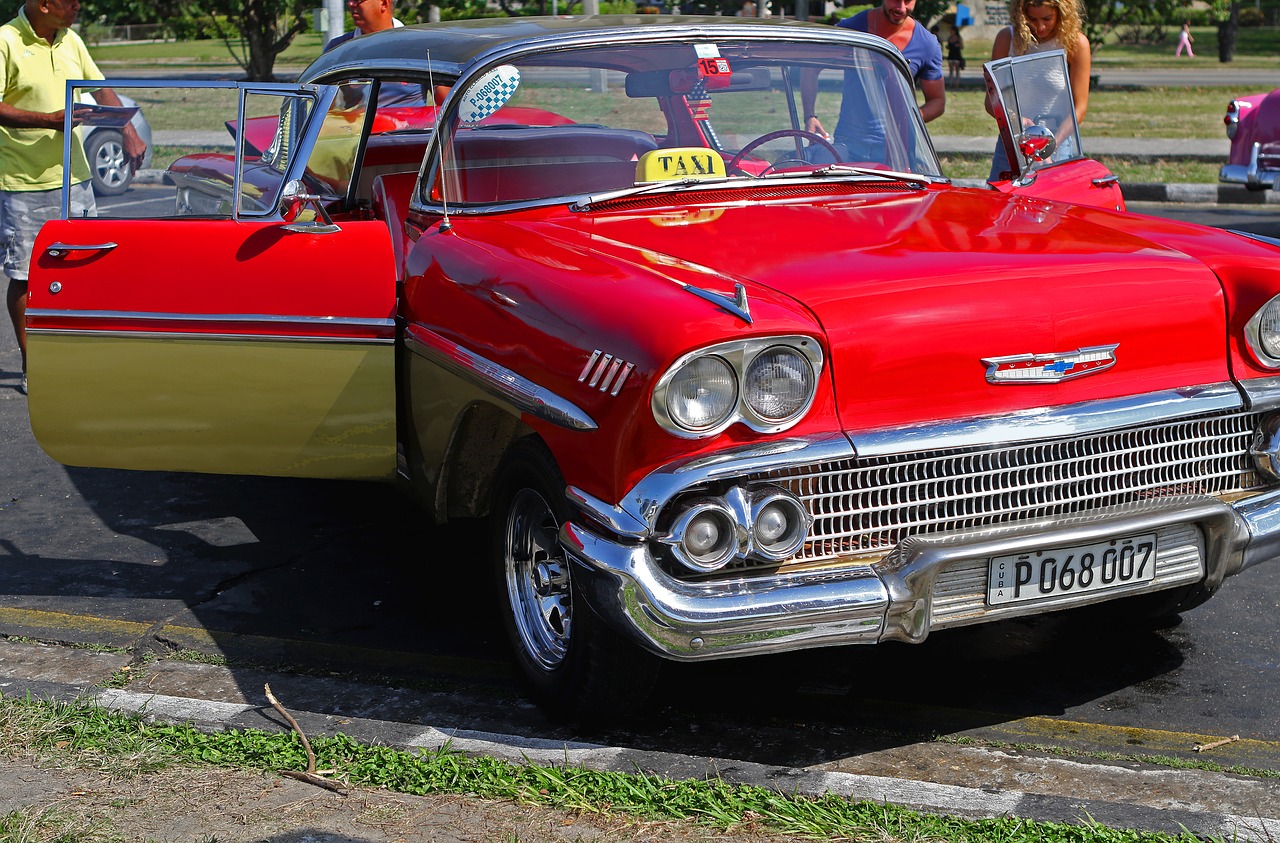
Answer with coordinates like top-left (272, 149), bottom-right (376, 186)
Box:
top-left (555, 185), bottom-right (1229, 432)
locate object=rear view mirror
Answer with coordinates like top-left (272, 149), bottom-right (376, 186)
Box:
top-left (625, 67), bottom-right (771, 98)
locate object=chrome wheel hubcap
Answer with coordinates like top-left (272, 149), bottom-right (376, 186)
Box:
top-left (504, 487), bottom-right (571, 670)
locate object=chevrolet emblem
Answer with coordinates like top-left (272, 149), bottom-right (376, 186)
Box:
top-left (982, 344), bottom-right (1118, 384)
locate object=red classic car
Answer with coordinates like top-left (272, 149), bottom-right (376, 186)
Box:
top-left (27, 17), bottom-right (1280, 718)
top-left (1222, 88), bottom-right (1280, 190)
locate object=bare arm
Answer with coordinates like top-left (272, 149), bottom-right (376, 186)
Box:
top-left (799, 67), bottom-right (827, 136)
top-left (918, 77), bottom-right (945, 122)
top-left (983, 27), bottom-right (1013, 117)
top-left (0, 102), bottom-right (63, 131)
top-left (91, 87), bottom-right (147, 169)
top-left (1066, 32), bottom-right (1091, 125)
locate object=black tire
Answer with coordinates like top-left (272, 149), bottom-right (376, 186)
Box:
top-left (489, 437), bottom-right (660, 720)
top-left (86, 130), bottom-right (132, 196)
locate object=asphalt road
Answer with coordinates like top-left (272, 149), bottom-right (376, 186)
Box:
top-left (3, 188), bottom-right (1280, 836)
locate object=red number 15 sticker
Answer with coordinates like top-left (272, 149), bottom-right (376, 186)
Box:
top-left (698, 57), bottom-right (731, 76)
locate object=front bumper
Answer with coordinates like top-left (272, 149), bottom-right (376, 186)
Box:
top-left (563, 383), bottom-right (1280, 662)
top-left (1220, 141), bottom-right (1279, 189)
top-left (566, 492), bottom-right (1280, 661)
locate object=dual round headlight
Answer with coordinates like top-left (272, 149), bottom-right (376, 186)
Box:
top-left (1246, 294), bottom-right (1280, 367)
top-left (654, 337), bottom-right (823, 437)
top-left (659, 485), bottom-right (812, 573)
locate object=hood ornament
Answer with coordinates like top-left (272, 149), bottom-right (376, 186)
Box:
top-left (683, 282), bottom-right (752, 324)
top-left (983, 344), bottom-right (1118, 384)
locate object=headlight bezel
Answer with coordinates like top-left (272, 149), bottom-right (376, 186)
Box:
top-left (1245, 293), bottom-right (1280, 369)
top-left (652, 336), bottom-right (824, 438)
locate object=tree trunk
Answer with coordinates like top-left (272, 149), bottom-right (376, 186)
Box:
top-left (1218, 1), bottom-right (1238, 63)
top-left (247, 25), bottom-right (278, 81)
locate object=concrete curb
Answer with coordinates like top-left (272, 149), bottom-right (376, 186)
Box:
top-left (5, 672), bottom-right (1277, 842)
top-left (1121, 181), bottom-right (1280, 205)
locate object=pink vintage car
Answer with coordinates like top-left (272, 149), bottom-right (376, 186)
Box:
top-left (25, 18), bottom-right (1280, 719)
top-left (1222, 89), bottom-right (1280, 189)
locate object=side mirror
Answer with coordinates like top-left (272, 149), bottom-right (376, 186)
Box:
top-left (1017, 124), bottom-right (1057, 164)
top-left (279, 179), bottom-right (340, 233)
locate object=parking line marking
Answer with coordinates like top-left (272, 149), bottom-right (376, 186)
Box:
top-left (0, 607), bottom-right (151, 640)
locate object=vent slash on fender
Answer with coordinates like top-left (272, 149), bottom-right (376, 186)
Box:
top-left (579, 350), bottom-right (634, 396)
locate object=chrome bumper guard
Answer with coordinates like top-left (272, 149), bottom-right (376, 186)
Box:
top-left (1221, 142), bottom-right (1279, 189)
top-left (566, 489), bottom-right (1280, 662)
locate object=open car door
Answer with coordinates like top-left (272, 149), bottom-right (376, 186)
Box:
top-left (27, 81), bottom-right (398, 480)
top-left (984, 50), bottom-right (1125, 212)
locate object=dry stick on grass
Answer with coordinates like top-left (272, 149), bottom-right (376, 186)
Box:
top-left (1193, 735), bottom-right (1240, 753)
top-left (264, 682), bottom-right (349, 794)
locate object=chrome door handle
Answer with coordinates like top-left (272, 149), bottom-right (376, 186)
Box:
top-left (1091, 175), bottom-right (1120, 188)
top-left (45, 242), bottom-right (118, 258)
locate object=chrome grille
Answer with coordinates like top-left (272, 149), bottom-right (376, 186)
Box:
top-left (757, 409), bottom-right (1263, 566)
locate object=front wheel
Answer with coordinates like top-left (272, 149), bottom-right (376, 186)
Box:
top-left (490, 438), bottom-right (660, 720)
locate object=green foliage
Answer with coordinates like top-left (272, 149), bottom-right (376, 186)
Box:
top-left (81, 0), bottom-right (185, 25)
top-left (828, 3), bottom-right (870, 20)
top-left (1238, 6), bottom-right (1265, 25)
top-left (182, 0), bottom-right (312, 80)
top-left (1169, 5), bottom-right (1216, 26)
top-left (166, 12), bottom-right (234, 40)
top-left (1081, 0), bottom-right (1185, 51)
top-left (911, 0), bottom-right (951, 27)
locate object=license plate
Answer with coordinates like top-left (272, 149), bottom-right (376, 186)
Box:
top-left (987, 533), bottom-right (1157, 606)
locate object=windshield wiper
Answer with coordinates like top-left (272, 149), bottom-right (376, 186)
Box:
top-left (785, 164), bottom-right (940, 187)
top-left (571, 177), bottom-right (746, 210)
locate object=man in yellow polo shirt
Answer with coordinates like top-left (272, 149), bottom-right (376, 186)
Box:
top-left (1, 0), bottom-right (145, 395)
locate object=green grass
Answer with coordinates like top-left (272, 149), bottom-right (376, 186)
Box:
top-left (0, 693), bottom-right (1236, 843)
top-left (929, 86), bottom-right (1235, 139)
top-left (91, 33), bottom-right (327, 70)
top-left (940, 153), bottom-right (1221, 183)
top-left (959, 25), bottom-right (1280, 70)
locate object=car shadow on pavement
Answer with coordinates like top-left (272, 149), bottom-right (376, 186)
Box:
top-left (4, 460), bottom-right (1188, 770)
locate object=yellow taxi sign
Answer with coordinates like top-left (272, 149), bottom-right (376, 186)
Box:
top-left (636, 148), bottom-right (726, 183)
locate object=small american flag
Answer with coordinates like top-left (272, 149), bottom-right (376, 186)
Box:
top-left (687, 76), bottom-right (711, 120)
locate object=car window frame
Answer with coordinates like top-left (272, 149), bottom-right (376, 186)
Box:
top-left (58, 79), bottom-right (339, 222)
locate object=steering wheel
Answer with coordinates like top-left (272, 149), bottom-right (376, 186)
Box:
top-left (726, 129), bottom-right (841, 176)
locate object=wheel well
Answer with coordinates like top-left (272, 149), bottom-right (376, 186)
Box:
top-left (439, 402), bottom-right (533, 520)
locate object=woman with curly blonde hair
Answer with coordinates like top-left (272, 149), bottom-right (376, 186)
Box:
top-left (992, 0), bottom-right (1091, 127)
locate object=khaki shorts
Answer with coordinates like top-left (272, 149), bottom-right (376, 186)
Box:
top-left (1, 182), bottom-right (97, 282)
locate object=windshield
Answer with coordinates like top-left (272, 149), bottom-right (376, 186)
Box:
top-left (986, 50), bottom-right (1083, 181)
top-left (428, 38), bottom-right (941, 207)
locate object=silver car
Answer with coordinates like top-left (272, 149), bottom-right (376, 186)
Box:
top-left (81, 92), bottom-right (153, 196)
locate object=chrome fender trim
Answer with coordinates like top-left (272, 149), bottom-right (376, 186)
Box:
top-left (405, 323), bottom-right (596, 432)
